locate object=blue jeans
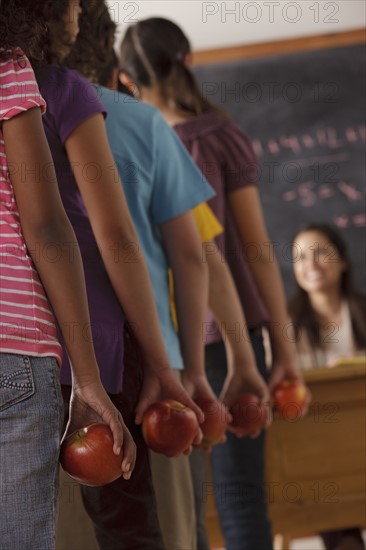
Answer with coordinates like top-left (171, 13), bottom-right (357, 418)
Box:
top-left (206, 332), bottom-right (273, 550)
top-left (0, 354), bottom-right (63, 550)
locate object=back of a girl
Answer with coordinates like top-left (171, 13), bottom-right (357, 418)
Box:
top-left (0, 2), bottom-right (135, 548)
top-left (119, 17), bottom-right (307, 550)
top-left (29, 2), bottom-right (206, 548)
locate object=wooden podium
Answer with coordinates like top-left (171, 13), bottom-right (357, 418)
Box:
top-left (267, 360), bottom-right (366, 549)
top-left (206, 360), bottom-right (366, 550)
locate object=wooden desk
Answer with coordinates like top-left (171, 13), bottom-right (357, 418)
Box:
top-left (206, 360), bottom-right (366, 549)
top-left (266, 360), bottom-right (366, 549)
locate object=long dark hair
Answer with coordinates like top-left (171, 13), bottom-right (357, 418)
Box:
top-left (119, 18), bottom-right (222, 116)
top-left (288, 223), bottom-right (366, 349)
top-left (0, 0), bottom-right (46, 61)
top-left (64, 0), bottom-right (116, 84)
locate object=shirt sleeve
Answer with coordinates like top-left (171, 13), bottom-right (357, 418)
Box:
top-left (192, 202), bottom-right (223, 242)
top-left (0, 48), bottom-right (46, 121)
top-left (49, 68), bottom-right (106, 145)
top-left (151, 113), bottom-right (215, 225)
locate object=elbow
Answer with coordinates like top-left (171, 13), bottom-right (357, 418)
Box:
top-left (170, 243), bottom-right (208, 281)
top-left (96, 224), bottom-right (141, 264)
top-left (185, 247), bottom-right (208, 279)
top-left (22, 214), bottom-right (75, 247)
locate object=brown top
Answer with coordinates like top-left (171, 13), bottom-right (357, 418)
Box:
top-left (174, 112), bottom-right (270, 342)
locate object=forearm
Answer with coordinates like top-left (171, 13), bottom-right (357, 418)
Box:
top-left (172, 255), bottom-right (209, 376)
top-left (97, 228), bottom-right (171, 372)
top-left (249, 254), bottom-right (295, 363)
top-left (228, 187), bottom-right (296, 365)
top-left (24, 218), bottom-right (101, 385)
top-left (64, 116), bottom-right (171, 373)
top-left (206, 247), bottom-right (257, 370)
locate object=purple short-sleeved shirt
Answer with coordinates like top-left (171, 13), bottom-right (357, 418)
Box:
top-left (174, 112), bottom-right (269, 342)
top-left (36, 65), bottom-right (126, 393)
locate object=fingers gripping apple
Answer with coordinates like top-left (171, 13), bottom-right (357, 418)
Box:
top-left (273, 380), bottom-right (310, 420)
top-left (142, 400), bottom-right (200, 457)
top-left (60, 423), bottom-right (123, 486)
top-left (229, 393), bottom-right (269, 436)
top-left (194, 398), bottom-right (230, 446)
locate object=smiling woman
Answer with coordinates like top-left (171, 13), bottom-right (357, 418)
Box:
top-left (289, 222), bottom-right (366, 370)
top-left (293, 230), bottom-right (347, 296)
top-left (289, 225), bottom-right (366, 549)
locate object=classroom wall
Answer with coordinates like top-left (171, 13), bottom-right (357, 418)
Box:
top-left (107, 0), bottom-right (365, 51)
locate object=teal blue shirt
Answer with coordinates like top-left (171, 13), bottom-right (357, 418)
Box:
top-left (98, 87), bottom-right (215, 370)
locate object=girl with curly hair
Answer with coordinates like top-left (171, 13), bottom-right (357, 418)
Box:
top-left (31, 1), bottom-right (206, 548)
top-left (0, 1), bottom-right (136, 548)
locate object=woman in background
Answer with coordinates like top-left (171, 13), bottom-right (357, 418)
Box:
top-left (290, 222), bottom-right (366, 368)
top-left (119, 17), bottom-right (306, 550)
top-left (289, 222), bottom-right (366, 550)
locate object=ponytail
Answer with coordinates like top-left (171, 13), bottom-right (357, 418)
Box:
top-left (164, 61), bottom-right (218, 116)
top-left (120, 17), bottom-right (223, 116)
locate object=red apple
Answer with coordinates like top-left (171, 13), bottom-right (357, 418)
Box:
top-left (195, 398), bottom-right (230, 446)
top-left (272, 380), bottom-right (310, 420)
top-left (229, 393), bottom-right (269, 436)
top-left (60, 423), bottom-right (122, 487)
top-left (142, 400), bottom-right (200, 457)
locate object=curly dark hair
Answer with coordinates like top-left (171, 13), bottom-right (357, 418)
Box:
top-left (0, 0), bottom-right (46, 61)
top-left (0, 0), bottom-right (76, 66)
top-left (64, 0), bottom-right (117, 83)
top-left (32, 0), bottom-right (77, 66)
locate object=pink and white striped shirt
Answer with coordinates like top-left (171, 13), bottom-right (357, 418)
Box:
top-left (0, 48), bottom-right (62, 365)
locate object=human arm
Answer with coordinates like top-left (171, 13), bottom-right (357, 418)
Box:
top-left (159, 211), bottom-right (219, 449)
top-left (203, 240), bottom-right (270, 413)
top-left (228, 186), bottom-right (303, 392)
top-left (3, 107), bottom-right (135, 475)
top-left (159, 211), bottom-right (216, 400)
top-left (64, 113), bottom-right (203, 423)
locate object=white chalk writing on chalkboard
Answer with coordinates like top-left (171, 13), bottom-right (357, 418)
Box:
top-left (252, 126), bottom-right (365, 157)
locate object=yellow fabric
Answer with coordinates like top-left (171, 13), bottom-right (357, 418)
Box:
top-left (192, 202), bottom-right (223, 242)
top-left (169, 203), bottom-right (223, 331)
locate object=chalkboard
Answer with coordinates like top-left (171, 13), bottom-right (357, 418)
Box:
top-left (194, 43), bottom-right (366, 296)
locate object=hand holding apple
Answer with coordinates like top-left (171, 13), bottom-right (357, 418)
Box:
top-left (67, 379), bottom-right (136, 476)
top-left (134, 366), bottom-right (205, 426)
top-left (229, 393), bottom-right (270, 437)
top-left (142, 399), bottom-right (201, 457)
top-left (60, 423), bottom-right (123, 487)
top-left (194, 397), bottom-right (230, 447)
top-left (272, 379), bottom-right (311, 420)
